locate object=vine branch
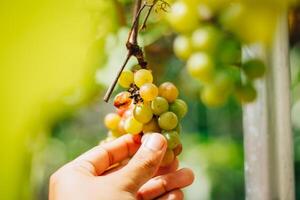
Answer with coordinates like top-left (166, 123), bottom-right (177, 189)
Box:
top-left (104, 0), bottom-right (162, 102)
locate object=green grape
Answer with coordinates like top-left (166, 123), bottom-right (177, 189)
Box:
top-left (227, 65), bottom-right (242, 84)
top-left (124, 116), bottom-right (143, 135)
top-left (167, 1), bottom-right (199, 33)
top-left (213, 70), bottom-right (234, 92)
top-left (173, 35), bottom-right (193, 60)
top-left (134, 69), bottom-right (153, 88)
top-left (151, 96), bottom-right (169, 115)
top-left (104, 113), bottom-right (121, 130)
top-left (158, 112), bottom-right (178, 130)
top-left (187, 52), bottom-right (215, 83)
top-left (158, 82), bottom-right (179, 103)
top-left (169, 99), bottom-right (188, 119)
top-left (191, 25), bottom-right (221, 52)
top-left (161, 149), bottom-right (175, 167)
top-left (133, 104), bottom-right (153, 124)
top-left (143, 118), bottom-right (161, 133)
top-left (217, 37), bottom-right (241, 65)
top-left (242, 59), bottom-right (266, 80)
top-left (201, 85), bottom-right (229, 107)
top-left (163, 131), bottom-right (180, 150)
top-left (235, 83), bottom-right (257, 103)
top-left (139, 83), bottom-right (158, 101)
top-left (118, 70), bottom-right (134, 88)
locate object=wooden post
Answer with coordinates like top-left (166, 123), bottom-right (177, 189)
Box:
top-left (243, 10), bottom-right (295, 200)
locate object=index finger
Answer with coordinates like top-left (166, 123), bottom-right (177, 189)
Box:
top-left (73, 134), bottom-right (141, 175)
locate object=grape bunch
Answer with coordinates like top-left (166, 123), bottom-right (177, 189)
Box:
top-left (167, 0), bottom-right (267, 107)
top-left (103, 68), bottom-right (187, 167)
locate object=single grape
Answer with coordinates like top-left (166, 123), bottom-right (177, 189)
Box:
top-left (139, 83), bottom-right (158, 101)
top-left (113, 91), bottom-right (132, 110)
top-left (213, 70), bottom-right (234, 92)
top-left (169, 99), bottom-right (188, 119)
top-left (167, 1), bottom-right (199, 33)
top-left (158, 112), bottom-right (178, 130)
top-left (133, 104), bottom-right (153, 124)
top-left (118, 70), bottom-right (134, 88)
top-left (186, 52), bottom-right (215, 83)
top-left (143, 118), bottom-right (161, 133)
top-left (173, 143), bottom-right (183, 156)
top-left (163, 131), bottom-right (180, 150)
top-left (201, 85), bottom-right (229, 107)
top-left (104, 113), bottom-right (121, 130)
top-left (151, 96), bottom-right (169, 115)
top-left (161, 150), bottom-right (175, 167)
top-left (216, 36), bottom-right (241, 65)
top-left (173, 35), bottom-right (193, 60)
top-left (234, 83), bottom-right (257, 103)
top-left (191, 25), bottom-right (221, 52)
top-left (124, 116), bottom-right (143, 135)
top-left (242, 59), bottom-right (266, 80)
top-left (134, 69), bottom-right (153, 88)
top-left (158, 82), bottom-right (179, 103)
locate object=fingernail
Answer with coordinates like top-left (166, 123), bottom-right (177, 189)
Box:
top-left (144, 133), bottom-right (165, 151)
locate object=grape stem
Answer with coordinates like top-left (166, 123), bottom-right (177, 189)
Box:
top-left (104, 0), bottom-right (158, 102)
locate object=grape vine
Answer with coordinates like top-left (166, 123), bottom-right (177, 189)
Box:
top-left (103, 0), bottom-right (168, 102)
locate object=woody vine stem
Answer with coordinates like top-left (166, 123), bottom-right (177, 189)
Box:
top-left (103, 0), bottom-right (164, 102)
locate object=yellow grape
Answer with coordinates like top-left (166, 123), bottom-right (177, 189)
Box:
top-left (173, 35), bottom-right (193, 60)
top-left (186, 52), bottom-right (215, 83)
top-left (118, 70), bottom-right (134, 88)
top-left (133, 104), bottom-right (153, 124)
top-left (124, 116), bottom-right (143, 135)
top-left (158, 82), bottom-right (179, 103)
top-left (167, 1), bottom-right (199, 33)
top-left (201, 85), bottom-right (229, 107)
top-left (139, 83), bottom-right (158, 101)
top-left (104, 113), bottom-right (121, 130)
top-left (134, 69), bottom-right (153, 88)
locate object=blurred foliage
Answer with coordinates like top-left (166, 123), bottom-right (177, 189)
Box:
top-left (1, 0), bottom-right (300, 200)
top-left (0, 0), bottom-right (119, 199)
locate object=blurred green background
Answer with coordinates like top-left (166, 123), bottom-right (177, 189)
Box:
top-left (0, 0), bottom-right (300, 200)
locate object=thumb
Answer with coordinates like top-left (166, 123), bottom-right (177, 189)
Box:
top-left (119, 133), bottom-right (167, 192)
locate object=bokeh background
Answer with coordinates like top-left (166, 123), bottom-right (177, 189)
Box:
top-left (0, 0), bottom-right (300, 199)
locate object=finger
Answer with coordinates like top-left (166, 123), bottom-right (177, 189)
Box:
top-left (118, 133), bottom-right (167, 193)
top-left (155, 159), bottom-right (179, 176)
top-left (73, 134), bottom-right (141, 175)
top-left (137, 168), bottom-right (194, 200)
top-left (156, 189), bottom-right (184, 200)
top-left (102, 158), bottom-right (130, 175)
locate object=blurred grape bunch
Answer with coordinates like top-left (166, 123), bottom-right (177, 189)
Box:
top-left (166, 0), bottom-right (273, 108)
top-left (0, 0), bottom-right (120, 199)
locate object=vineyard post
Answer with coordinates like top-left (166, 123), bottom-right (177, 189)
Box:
top-left (243, 10), bottom-right (295, 200)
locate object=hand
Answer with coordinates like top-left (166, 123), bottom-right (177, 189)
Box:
top-left (49, 133), bottom-right (194, 200)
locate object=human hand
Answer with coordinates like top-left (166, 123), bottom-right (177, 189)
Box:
top-left (49, 133), bottom-right (194, 200)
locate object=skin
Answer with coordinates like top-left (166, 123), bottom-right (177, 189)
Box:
top-left (49, 133), bottom-right (194, 200)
